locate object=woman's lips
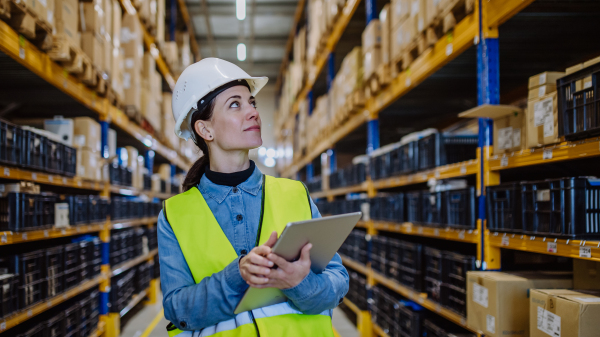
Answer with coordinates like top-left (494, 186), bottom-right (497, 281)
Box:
top-left (245, 125), bottom-right (261, 131)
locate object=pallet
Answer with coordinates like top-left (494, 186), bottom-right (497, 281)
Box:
top-left (333, 89), bottom-right (365, 127)
top-left (0, 0), bottom-right (53, 50)
top-left (435, 0), bottom-right (475, 35)
top-left (392, 32), bottom-right (429, 73)
top-left (107, 87), bottom-right (122, 108)
top-left (364, 67), bottom-right (391, 100)
top-left (48, 34), bottom-right (96, 82)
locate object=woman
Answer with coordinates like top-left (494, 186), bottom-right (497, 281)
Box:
top-left (158, 58), bottom-right (349, 337)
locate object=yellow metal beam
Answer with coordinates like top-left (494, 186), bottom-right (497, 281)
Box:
top-left (0, 222), bottom-right (107, 246)
top-left (340, 255), bottom-right (369, 275)
top-left (111, 249), bottom-right (158, 277)
top-left (0, 275), bottom-right (107, 333)
top-left (373, 323), bottom-right (389, 337)
top-left (484, 0), bottom-right (536, 28)
top-left (176, 0), bottom-right (201, 61)
top-left (488, 232), bottom-right (600, 262)
top-left (103, 313), bottom-right (121, 337)
top-left (146, 279), bottom-right (160, 305)
top-left (0, 165), bottom-right (104, 191)
top-left (311, 181), bottom-right (369, 199)
top-left (372, 160), bottom-right (478, 190)
top-left (367, 220), bottom-right (479, 243)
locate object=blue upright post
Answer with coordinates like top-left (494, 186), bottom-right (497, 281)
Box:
top-left (170, 0), bottom-right (177, 41)
top-left (100, 121), bottom-right (109, 159)
top-left (307, 91), bottom-right (314, 116)
top-left (365, 0), bottom-right (377, 24)
top-left (326, 53), bottom-right (335, 91)
top-left (367, 119), bottom-right (380, 155)
top-left (145, 150), bottom-right (155, 174)
top-left (306, 163), bottom-right (314, 181)
top-left (328, 148), bottom-right (337, 173)
top-left (477, 0), bottom-right (500, 270)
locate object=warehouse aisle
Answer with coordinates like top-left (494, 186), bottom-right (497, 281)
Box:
top-left (333, 308), bottom-right (359, 337)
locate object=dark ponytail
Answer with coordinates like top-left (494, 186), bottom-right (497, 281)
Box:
top-left (182, 98), bottom-right (216, 191)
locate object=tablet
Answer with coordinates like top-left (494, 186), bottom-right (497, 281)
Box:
top-left (233, 212), bottom-right (362, 314)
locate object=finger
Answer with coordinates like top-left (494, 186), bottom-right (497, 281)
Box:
top-left (248, 253), bottom-right (274, 267)
top-left (267, 253), bottom-right (292, 272)
top-left (253, 245), bottom-right (272, 257)
top-left (264, 231), bottom-right (278, 248)
top-left (248, 283), bottom-right (274, 289)
top-left (299, 243), bottom-right (312, 263)
top-left (246, 264), bottom-right (271, 276)
top-left (247, 275), bottom-right (269, 285)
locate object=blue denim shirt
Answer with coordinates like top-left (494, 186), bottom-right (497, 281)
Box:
top-left (158, 165), bottom-right (349, 331)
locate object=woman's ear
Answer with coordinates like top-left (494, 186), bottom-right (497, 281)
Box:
top-left (194, 120), bottom-right (214, 141)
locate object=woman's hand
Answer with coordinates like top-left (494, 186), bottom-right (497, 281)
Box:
top-left (239, 231), bottom-right (278, 287)
top-left (257, 243), bottom-right (313, 290)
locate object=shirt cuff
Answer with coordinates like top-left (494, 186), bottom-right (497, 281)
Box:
top-left (281, 270), bottom-right (319, 302)
top-left (223, 256), bottom-right (248, 294)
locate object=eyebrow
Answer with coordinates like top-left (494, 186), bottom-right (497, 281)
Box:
top-left (225, 95), bottom-right (256, 105)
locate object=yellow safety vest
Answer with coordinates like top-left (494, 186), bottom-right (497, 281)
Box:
top-left (163, 175), bottom-right (335, 337)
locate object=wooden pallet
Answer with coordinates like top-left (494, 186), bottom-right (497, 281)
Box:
top-left (48, 34), bottom-right (96, 83)
top-left (107, 87), bottom-right (122, 108)
top-left (124, 105), bottom-right (143, 125)
top-left (0, 0), bottom-right (53, 50)
top-left (364, 67), bottom-right (391, 100)
top-left (392, 32), bottom-right (429, 73)
top-left (333, 89), bottom-right (365, 127)
top-left (435, 0), bottom-right (475, 34)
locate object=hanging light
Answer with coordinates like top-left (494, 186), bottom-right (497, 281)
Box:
top-left (264, 157), bottom-right (276, 167)
top-left (237, 43), bottom-right (247, 61)
top-left (236, 0), bottom-right (246, 20)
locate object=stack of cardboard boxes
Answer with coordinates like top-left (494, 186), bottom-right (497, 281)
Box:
top-left (306, 94), bottom-right (330, 149)
top-left (161, 93), bottom-right (179, 150)
top-left (525, 71), bottom-right (564, 148)
top-left (362, 19), bottom-right (381, 88)
top-left (111, 0), bottom-right (124, 102)
top-left (330, 46), bottom-right (363, 122)
top-left (53, 0), bottom-right (78, 49)
top-left (73, 117), bottom-right (102, 181)
top-left (121, 13), bottom-right (144, 112)
top-left (80, 0), bottom-right (111, 75)
top-left (142, 52), bottom-right (162, 131)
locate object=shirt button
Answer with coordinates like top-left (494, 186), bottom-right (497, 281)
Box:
top-left (232, 187), bottom-right (238, 193)
top-left (236, 214), bottom-right (243, 221)
top-left (241, 249), bottom-right (247, 255)
top-left (180, 321), bottom-right (187, 328)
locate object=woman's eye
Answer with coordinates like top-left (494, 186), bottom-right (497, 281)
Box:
top-left (230, 102), bottom-right (240, 108)
top-left (251, 101), bottom-right (257, 108)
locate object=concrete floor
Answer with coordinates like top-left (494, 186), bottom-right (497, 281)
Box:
top-left (119, 293), bottom-right (358, 337)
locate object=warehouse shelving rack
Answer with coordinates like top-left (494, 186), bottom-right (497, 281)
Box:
top-left (0, 0), bottom-right (198, 334)
top-left (278, 0), bottom-right (600, 336)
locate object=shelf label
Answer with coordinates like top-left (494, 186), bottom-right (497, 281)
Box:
top-left (32, 173), bottom-right (37, 180)
top-left (537, 307), bottom-right (561, 337)
top-left (47, 300), bottom-right (52, 307)
top-left (486, 314), bottom-right (496, 334)
top-left (19, 47), bottom-right (25, 59)
top-left (543, 148), bottom-right (553, 160)
top-left (417, 227), bottom-right (423, 234)
top-left (63, 178), bottom-right (67, 184)
top-left (434, 229), bottom-right (440, 236)
top-left (48, 175), bottom-right (53, 182)
top-left (0, 234), bottom-right (6, 243)
top-left (500, 157), bottom-right (509, 167)
top-left (547, 242), bottom-right (557, 253)
top-left (501, 236), bottom-right (510, 246)
top-left (3, 168), bottom-right (9, 176)
top-left (458, 231), bottom-right (465, 240)
top-left (417, 296), bottom-right (424, 304)
top-left (78, 181), bottom-right (82, 187)
top-left (580, 246), bottom-right (592, 258)
top-left (446, 43), bottom-right (453, 56)
top-left (405, 78), bottom-right (412, 87)
top-left (27, 310), bottom-right (32, 317)
top-left (21, 233), bottom-right (27, 240)
top-left (1, 322), bottom-right (5, 330)
top-left (61, 229), bottom-right (66, 235)
top-left (460, 166), bottom-right (467, 174)
top-left (435, 304), bottom-right (441, 312)
top-left (435, 171), bottom-right (440, 178)
top-left (473, 283), bottom-right (489, 308)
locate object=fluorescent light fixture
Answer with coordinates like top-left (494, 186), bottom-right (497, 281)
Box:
top-left (264, 157), bottom-right (275, 167)
top-left (236, 0), bottom-right (246, 20)
top-left (237, 43), bottom-right (246, 61)
top-left (258, 147), bottom-right (266, 156)
top-left (266, 148), bottom-right (276, 158)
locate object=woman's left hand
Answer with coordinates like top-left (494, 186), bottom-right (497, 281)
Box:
top-left (256, 243), bottom-right (313, 289)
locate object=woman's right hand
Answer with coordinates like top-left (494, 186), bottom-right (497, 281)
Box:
top-left (239, 231), bottom-right (278, 287)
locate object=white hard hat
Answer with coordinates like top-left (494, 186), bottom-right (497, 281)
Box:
top-left (172, 58), bottom-right (269, 140)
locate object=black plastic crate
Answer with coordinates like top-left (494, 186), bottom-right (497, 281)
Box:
top-left (45, 246), bottom-right (64, 298)
top-left (406, 191), bottom-right (421, 224)
top-left (15, 323), bottom-right (45, 337)
top-left (441, 283), bottom-right (468, 316)
top-left (110, 270), bottom-right (136, 313)
top-left (418, 133), bottom-right (478, 171)
top-left (88, 196), bottom-right (109, 223)
top-left (395, 304), bottom-right (424, 337)
top-left (18, 278), bottom-right (45, 309)
top-left (398, 241), bottom-right (424, 291)
top-left (11, 251), bottom-right (45, 284)
top-left (306, 177), bottom-right (322, 193)
top-left (424, 247), bottom-right (443, 303)
top-left (557, 62), bottom-right (600, 140)
top-left (64, 302), bottom-right (80, 336)
top-left (442, 252), bottom-right (475, 290)
top-left (143, 173), bottom-right (152, 191)
top-left (64, 243), bottom-right (81, 272)
top-left (22, 130), bottom-right (47, 171)
top-left (135, 262), bottom-right (152, 293)
top-left (423, 319), bottom-right (476, 337)
top-left (46, 140), bottom-right (64, 174)
top-left (386, 238), bottom-right (401, 280)
top-left (421, 191), bottom-right (445, 226)
top-left (67, 195), bottom-right (89, 225)
top-left (0, 120), bottom-right (22, 165)
top-left (0, 273), bottom-right (18, 319)
top-left (521, 177), bottom-right (600, 238)
top-left (395, 141), bottom-right (419, 174)
top-left (330, 163), bottom-right (367, 189)
top-left (487, 183), bottom-right (522, 233)
top-left (41, 195), bottom-right (56, 227)
top-left (45, 312), bottom-right (65, 337)
top-left (63, 146), bottom-right (77, 177)
top-left (445, 187), bottom-right (476, 229)
top-left (418, 133), bottom-right (442, 171)
top-left (0, 193), bottom-right (46, 231)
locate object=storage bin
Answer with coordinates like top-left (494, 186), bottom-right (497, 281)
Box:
top-left (557, 62), bottom-right (600, 140)
top-left (396, 141), bottom-right (419, 174)
top-left (487, 183), bottom-right (522, 233)
top-left (63, 146), bottom-right (77, 177)
top-left (45, 246), bottom-right (64, 298)
top-left (424, 247), bottom-right (443, 303)
top-left (418, 133), bottom-right (478, 171)
top-left (0, 193), bottom-right (45, 231)
top-left (398, 241), bottom-right (424, 291)
top-left (15, 323), bottom-right (45, 337)
top-left (395, 304), bottom-right (424, 337)
top-left (45, 312), bottom-right (65, 337)
top-left (46, 140), bottom-right (64, 174)
top-left (18, 278), bottom-right (45, 309)
top-left (0, 120), bottom-right (22, 166)
top-left (421, 191), bottom-right (444, 226)
top-left (0, 273), bottom-right (18, 319)
top-left (406, 191), bottom-right (421, 224)
top-left (22, 130), bottom-right (47, 171)
top-left (521, 177), bottom-right (600, 238)
top-left (445, 187), bottom-right (476, 229)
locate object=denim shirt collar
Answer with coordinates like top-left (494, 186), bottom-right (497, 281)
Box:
top-left (198, 164), bottom-right (263, 204)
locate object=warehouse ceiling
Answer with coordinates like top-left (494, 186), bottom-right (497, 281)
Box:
top-left (185, 0), bottom-right (298, 79)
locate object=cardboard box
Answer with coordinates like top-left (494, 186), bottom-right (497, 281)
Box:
top-left (0, 182), bottom-right (40, 195)
top-left (391, 0), bottom-right (410, 29)
top-left (458, 105), bottom-right (526, 155)
top-left (155, 0), bottom-right (165, 44)
top-left (77, 148), bottom-right (101, 181)
top-left (111, 0), bottom-right (122, 47)
top-left (530, 289), bottom-right (600, 337)
top-left (565, 63), bottom-right (583, 75)
top-left (527, 84), bottom-right (556, 101)
top-left (80, 1), bottom-right (106, 35)
top-left (574, 259), bottom-right (600, 290)
top-left (108, 128), bottom-right (117, 158)
top-left (142, 52), bottom-right (156, 83)
top-left (411, 0), bottom-right (427, 33)
top-left (363, 47), bottom-right (381, 80)
top-left (81, 31), bottom-right (104, 70)
top-left (53, 0), bottom-right (78, 44)
top-left (467, 271), bottom-right (573, 337)
top-left (158, 163), bottom-right (171, 181)
top-left (26, 0), bottom-right (49, 27)
top-left (380, 4), bottom-right (391, 66)
top-left (111, 47), bottom-right (123, 100)
top-left (526, 92), bottom-right (559, 148)
top-left (121, 13), bottom-right (143, 61)
top-left (583, 56), bottom-right (600, 68)
top-left (425, 0), bottom-right (441, 28)
top-left (73, 117), bottom-right (101, 152)
top-left (392, 16), bottom-right (416, 60)
top-left (141, 88), bottom-right (161, 131)
top-left (362, 19), bottom-right (381, 51)
top-left (44, 117), bottom-right (74, 146)
top-left (528, 71), bottom-right (564, 89)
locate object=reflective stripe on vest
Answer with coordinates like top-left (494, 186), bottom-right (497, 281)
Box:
top-left (164, 175), bottom-right (334, 337)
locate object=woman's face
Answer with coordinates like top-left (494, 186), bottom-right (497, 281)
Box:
top-left (202, 85), bottom-right (262, 151)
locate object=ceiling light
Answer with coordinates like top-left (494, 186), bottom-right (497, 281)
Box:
top-left (258, 147), bottom-right (266, 156)
top-left (237, 43), bottom-right (246, 61)
top-left (264, 157), bottom-right (275, 167)
top-left (266, 148), bottom-right (276, 158)
top-left (236, 0), bottom-right (246, 20)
